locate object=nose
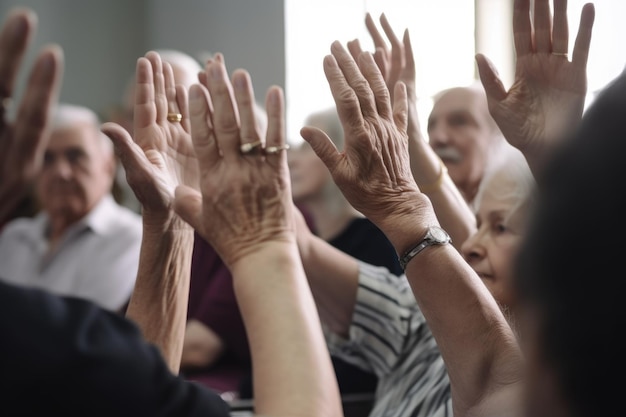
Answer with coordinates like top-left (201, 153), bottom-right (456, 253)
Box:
top-left (49, 157), bottom-right (73, 180)
top-left (461, 226), bottom-right (487, 264)
top-left (428, 122), bottom-right (449, 147)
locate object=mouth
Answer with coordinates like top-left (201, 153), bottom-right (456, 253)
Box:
top-left (434, 148), bottom-right (462, 164)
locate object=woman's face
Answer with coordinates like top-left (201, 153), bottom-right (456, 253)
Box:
top-left (461, 173), bottom-right (528, 310)
top-left (288, 140), bottom-right (333, 203)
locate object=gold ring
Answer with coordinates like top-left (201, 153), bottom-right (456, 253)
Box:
top-left (264, 144), bottom-right (291, 154)
top-left (167, 113), bottom-right (183, 123)
top-left (240, 140), bottom-right (263, 155)
top-left (551, 52), bottom-right (568, 58)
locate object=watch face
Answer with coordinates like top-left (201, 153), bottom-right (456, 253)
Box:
top-left (430, 227), bottom-right (449, 243)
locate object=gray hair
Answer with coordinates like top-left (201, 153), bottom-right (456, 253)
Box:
top-left (304, 107), bottom-right (344, 149)
top-left (472, 141), bottom-right (536, 224)
top-left (51, 103), bottom-right (112, 155)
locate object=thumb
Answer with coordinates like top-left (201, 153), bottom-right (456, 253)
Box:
top-left (173, 185), bottom-right (204, 234)
top-left (101, 122), bottom-right (144, 172)
top-left (475, 53), bottom-right (508, 102)
top-left (299, 126), bottom-right (341, 172)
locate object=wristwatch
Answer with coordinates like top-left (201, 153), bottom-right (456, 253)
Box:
top-left (399, 226), bottom-right (451, 271)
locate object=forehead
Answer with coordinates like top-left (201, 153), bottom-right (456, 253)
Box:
top-left (47, 123), bottom-right (100, 152)
top-left (429, 88), bottom-right (487, 120)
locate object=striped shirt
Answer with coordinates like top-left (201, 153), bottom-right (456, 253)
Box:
top-left (326, 261), bottom-right (452, 417)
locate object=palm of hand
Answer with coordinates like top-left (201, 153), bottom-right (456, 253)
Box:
top-left (492, 55), bottom-right (587, 151)
top-left (134, 121), bottom-right (199, 198)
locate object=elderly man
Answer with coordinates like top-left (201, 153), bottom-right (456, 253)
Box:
top-left (0, 103), bottom-right (142, 312)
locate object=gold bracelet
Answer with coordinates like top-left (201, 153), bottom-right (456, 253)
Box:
top-left (418, 159), bottom-right (448, 194)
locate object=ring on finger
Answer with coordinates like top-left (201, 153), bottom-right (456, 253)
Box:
top-left (264, 144), bottom-right (291, 155)
top-left (240, 139), bottom-right (263, 155)
top-left (167, 112), bottom-right (183, 123)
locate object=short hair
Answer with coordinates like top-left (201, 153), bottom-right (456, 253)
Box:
top-left (471, 141), bottom-right (536, 223)
top-left (154, 49), bottom-right (203, 88)
top-left (51, 103), bottom-right (112, 155)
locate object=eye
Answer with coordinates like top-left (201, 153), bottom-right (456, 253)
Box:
top-left (492, 222), bottom-right (509, 235)
top-left (448, 114), bottom-right (468, 126)
top-left (66, 149), bottom-right (85, 165)
top-left (43, 152), bottom-right (54, 167)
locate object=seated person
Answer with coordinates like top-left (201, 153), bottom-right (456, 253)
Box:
top-left (288, 106), bottom-right (402, 396)
top-left (0, 102), bottom-right (142, 312)
top-left (2, 9), bottom-right (342, 415)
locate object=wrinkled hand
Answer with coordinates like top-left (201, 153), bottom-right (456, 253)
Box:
top-left (300, 41), bottom-right (437, 246)
top-left (476, 0), bottom-right (595, 157)
top-left (173, 54), bottom-right (293, 268)
top-left (102, 51), bottom-right (198, 226)
top-left (347, 12), bottom-right (416, 104)
top-left (0, 8), bottom-right (63, 226)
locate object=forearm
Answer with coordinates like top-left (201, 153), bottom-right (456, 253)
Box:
top-left (231, 241), bottom-right (342, 417)
top-left (125, 215), bottom-right (194, 374)
top-left (298, 232), bottom-right (360, 337)
top-left (392, 222), bottom-right (522, 412)
top-left (406, 108), bottom-right (476, 247)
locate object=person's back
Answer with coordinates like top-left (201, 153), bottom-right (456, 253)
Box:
top-left (514, 69), bottom-right (626, 417)
top-left (0, 104), bottom-right (142, 312)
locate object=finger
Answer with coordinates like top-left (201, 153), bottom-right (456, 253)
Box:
top-left (365, 12), bottom-right (388, 58)
top-left (379, 13), bottom-right (403, 86)
top-left (571, 3), bottom-right (595, 70)
top-left (475, 54), bottom-right (508, 102)
top-left (173, 185), bottom-right (204, 233)
top-left (263, 86), bottom-right (288, 165)
top-left (188, 83), bottom-right (219, 170)
top-left (513, 0), bottom-right (533, 56)
top-left (551, 0), bottom-right (569, 54)
top-left (204, 56), bottom-right (241, 161)
top-left (146, 51), bottom-right (167, 122)
top-left (373, 47), bottom-right (389, 81)
top-left (101, 122), bottom-right (148, 178)
top-left (163, 60), bottom-right (182, 124)
top-left (359, 52), bottom-right (392, 119)
top-left (11, 46), bottom-right (63, 171)
top-left (176, 84), bottom-right (191, 133)
top-left (392, 81), bottom-right (409, 134)
top-left (300, 126), bottom-right (340, 172)
top-left (330, 41), bottom-right (377, 121)
top-left (322, 53), bottom-right (365, 140)
top-left (232, 69), bottom-right (264, 155)
top-left (133, 57), bottom-right (156, 132)
top-left (403, 30), bottom-right (418, 100)
top-left (0, 8), bottom-right (35, 102)
top-left (346, 39), bottom-right (363, 63)
top-left (533, 0), bottom-right (553, 53)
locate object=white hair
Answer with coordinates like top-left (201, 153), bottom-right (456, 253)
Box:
top-left (51, 103), bottom-right (112, 155)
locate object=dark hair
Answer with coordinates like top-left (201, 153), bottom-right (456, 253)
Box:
top-left (515, 70), bottom-right (626, 416)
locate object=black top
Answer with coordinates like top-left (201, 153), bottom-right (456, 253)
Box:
top-left (0, 280), bottom-right (230, 417)
top-left (328, 217), bottom-right (402, 276)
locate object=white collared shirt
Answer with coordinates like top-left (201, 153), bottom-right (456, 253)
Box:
top-left (0, 195), bottom-right (142, 311)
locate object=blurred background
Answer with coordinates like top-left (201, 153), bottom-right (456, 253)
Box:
top-left (1, 0), bottom-right (624, 144)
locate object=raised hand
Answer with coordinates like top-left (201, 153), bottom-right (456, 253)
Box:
top-left (348, 12), bottom-right (416, 104)
top-left (301, 41), bottom-right (438, 254)
top-left (173, 54), bottom-right (293, 268)
top-left (476, 0), bottom-right (595, 172)
top-left (102, 51), bottom-right (198, 226)
top-left (0, 8), bottom-right (63, 227)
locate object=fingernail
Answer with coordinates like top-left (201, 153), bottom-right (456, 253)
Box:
top-left (10, 15), bottom-right (27, 40)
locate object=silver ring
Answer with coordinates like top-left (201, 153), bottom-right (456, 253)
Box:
top-left (264, 144), bottom-right (291, 155)
top-left (240, 140), bottom-right (263, 155)
top-left (551, 52), bottom-right (569, 58)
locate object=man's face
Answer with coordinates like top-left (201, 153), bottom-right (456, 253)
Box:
top-left (288, 140), bottom-right (332, 203)
top-left (427, 88), bottom-right (497, 201)
top-left (36, 123), bottom-right (114, 224)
